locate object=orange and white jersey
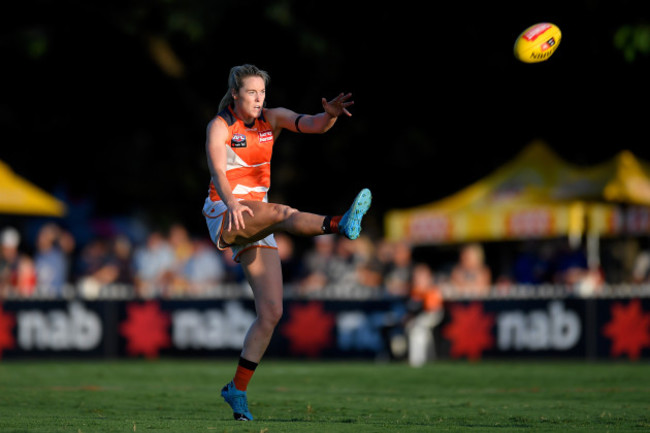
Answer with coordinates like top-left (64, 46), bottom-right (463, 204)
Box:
top-left (208, 107), bottom-right (275, 202)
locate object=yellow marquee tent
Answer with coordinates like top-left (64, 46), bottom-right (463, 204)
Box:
top-left (384, 141), bottom-right (650, 246)
top-left (0, 159), bottom-right (66, 217)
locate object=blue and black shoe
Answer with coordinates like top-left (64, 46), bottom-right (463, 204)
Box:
top-left (221, 381), bottom-right (253, 421)
top-left (339, 188), bottom-right (372, 240)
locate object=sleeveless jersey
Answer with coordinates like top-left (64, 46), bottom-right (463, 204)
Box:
top-left (208, 107), bottom-right (274, 202)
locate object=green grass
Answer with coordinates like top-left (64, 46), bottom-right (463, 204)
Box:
top-left (0, 359), bottom-right (649, 432)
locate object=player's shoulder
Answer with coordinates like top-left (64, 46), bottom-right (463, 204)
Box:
top-left (206, 111), bottom-right (231, 138)
top-left (214, 107), bottom-right (236, 126)
top-left (208, 108), bottom-right (233, 128)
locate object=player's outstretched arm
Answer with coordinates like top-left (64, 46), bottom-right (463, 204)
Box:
top-left (267, 93), bottom-right (354, 134)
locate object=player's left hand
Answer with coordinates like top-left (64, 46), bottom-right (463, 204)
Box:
top-left (322, 93), bottom-right (354, 117)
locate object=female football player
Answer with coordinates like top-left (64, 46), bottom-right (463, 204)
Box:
top-left (203, 64), bottom-right (371, 421)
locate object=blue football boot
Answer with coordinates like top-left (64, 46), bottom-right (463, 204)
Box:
top-left (221, 381), bottom-right (253, 421)
top-left (339, 188), bottom-right (372, 240)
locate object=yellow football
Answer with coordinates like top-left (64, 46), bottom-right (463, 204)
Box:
top-left (514, 23), bottom-right (562, 63)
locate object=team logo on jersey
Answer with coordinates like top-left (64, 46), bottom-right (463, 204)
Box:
top-left (231, 133), bottom-right (247, 148)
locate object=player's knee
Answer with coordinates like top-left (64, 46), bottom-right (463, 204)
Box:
top-left (259, 303), bottom-right (283, 328)
top-left (270, 204), bottom-right (297, 224)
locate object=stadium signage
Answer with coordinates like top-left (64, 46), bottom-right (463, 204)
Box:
top-left (337, 310), bottom-right (388, 353)
top-left (172, 301), bottom-right (255, 350)
top-left (497, 301), bottom-right (581, 351)
top-left (17, 302), bottom-right (102, 351)
top-left (0, 298), bottom-right (648, 361)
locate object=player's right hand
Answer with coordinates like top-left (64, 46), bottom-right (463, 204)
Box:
top-left (226, 201), bottom-right (254, 232)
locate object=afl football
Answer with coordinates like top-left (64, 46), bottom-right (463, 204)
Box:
top-left (514, 23), bottom-right (562, 63)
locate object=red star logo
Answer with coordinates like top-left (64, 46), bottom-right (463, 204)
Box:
top-left (0, 304), bottom-right (16, 359)
top-left (442, 302), bottom-right (494, 361)
top-left (602, 299), bottom-right (650, 360)
top-left (120, 301), bottom-right (171, 358)
top-left (281, 302), bottom-right (335, 357)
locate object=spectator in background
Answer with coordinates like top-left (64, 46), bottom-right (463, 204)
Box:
top-left (375, 238), bottom-right (396, 276)
top-left (14, 253), bottom-right (37, 297)
top-left (1, 227), bottom-right (20, 297)
top-left (552, 241), bottom-right (589, 286)
top-left (513, 241), bottom-right (552, 285)
top-left (220, 246), bottom-right (247, 284)
top-left (76, 238), bottom-right (114, 299)
top-left (327, 237), bottom-right (359, 288)
top-left (133, 230), bottom-right (175, 298)
top-left (76, 234), bottom-right (136, 299)
top-left (450, 243), bottom-right (491, 297)
top-left (354, 235), bottom-right (384, 290)
top-left (34, 223), bottom-right (74, 297)
top-left (632, 248), bottom-right (650, 283)
top-left (383, 240), bottom-right (414, 298)
top-left (300, 234), bottom-right (337, 294)
top-left (182, 238), bottom-right (226, 295)
top-left (0, 226), bottom-right (36, 297)
top-left (108, 234), bottom-right (136, 286)
top-left (167, 223), bottom-right (195, 296)
top-left (552, 240), bottom-right (604, 296)
top-left (274, 232), bottom-right (304, 285)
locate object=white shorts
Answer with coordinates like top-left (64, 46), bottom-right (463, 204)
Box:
top-left (202, 197), bottom-right (277, 263)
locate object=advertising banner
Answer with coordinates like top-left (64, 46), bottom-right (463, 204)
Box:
top-left (438, 298), bottom-right (650, 361)
top-left (0, 301), bottom-right (112, 359)
top-left (439, 299), bottom-right (587, 360)
top-left (0, 297), bottom-right (648, 361)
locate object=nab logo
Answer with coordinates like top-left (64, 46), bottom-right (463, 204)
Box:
top-left (231, 133), bottom-right (247, 148)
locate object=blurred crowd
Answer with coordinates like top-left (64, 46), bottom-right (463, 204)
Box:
top-left (2, 221), bottom-right (650, 303)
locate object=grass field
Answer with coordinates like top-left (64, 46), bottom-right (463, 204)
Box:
top-left (0, 359), bottom-right (649, 432)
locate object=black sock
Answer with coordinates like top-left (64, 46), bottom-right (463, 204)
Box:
top-left (322, 216), bottom-right (332, 234)
top-left (238, 356), bottom-right (258, 371)
top-left (321, 215), bottom-right (341, 234)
